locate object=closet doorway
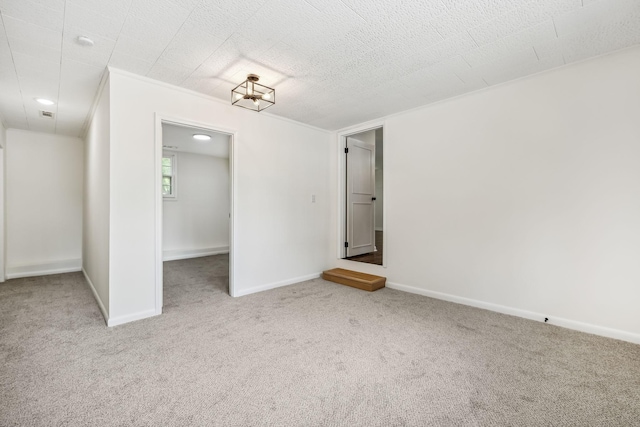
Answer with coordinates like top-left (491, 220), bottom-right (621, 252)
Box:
top-left (155, 118), bottom-right (235, 313)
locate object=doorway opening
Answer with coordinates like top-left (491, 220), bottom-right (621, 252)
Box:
top-left (341, 126), bottom-right (384, 266)
top-left (155, 117), bottom-right (235, 314)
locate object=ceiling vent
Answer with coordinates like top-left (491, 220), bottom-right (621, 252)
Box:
top-left (39, 110), bottom-right (55, 119)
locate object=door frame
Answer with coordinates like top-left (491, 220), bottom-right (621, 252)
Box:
top-left (345, 134), bottom-right (376, 257)
top-left (154, 113), bottom-right (237, 314)
top-left (336, 120), bottom-right (386, 267)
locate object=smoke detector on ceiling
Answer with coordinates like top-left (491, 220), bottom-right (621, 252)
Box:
top-left (39, 110), bottom-right (55, 119)
top-left (76, 36), bottom-right (94, 47)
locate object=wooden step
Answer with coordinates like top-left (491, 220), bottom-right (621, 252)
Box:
top-left (322, 268), bottom-right (386, 292)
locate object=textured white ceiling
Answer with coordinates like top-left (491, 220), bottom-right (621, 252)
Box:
top-left (162, 122), bottom-right (230, 158)
top-left (0, 0), bottom-right (639, 135)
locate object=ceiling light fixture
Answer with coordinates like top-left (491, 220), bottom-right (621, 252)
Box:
top-left (192, 134), bottom-right (211, 141)
top-left (35, 98), bottom-right (55, 105)
top-left (231, 74), bottom-right (275, 112)
top-left (77, 36), bottom-right (94, 47)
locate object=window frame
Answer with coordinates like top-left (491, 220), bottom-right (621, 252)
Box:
top-left (162, 152), bottom-right (178, 200)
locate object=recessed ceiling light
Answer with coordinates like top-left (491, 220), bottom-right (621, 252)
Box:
top-left (77, 36), bottom-right (94, 47)
top-left (193, 134), bottom-right (211, 141)
top-left (35, 98), bottom-right (55, 106)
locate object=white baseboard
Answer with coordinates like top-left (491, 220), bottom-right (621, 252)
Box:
top-left (233, 272), bottom-right (321, 297)
top-left (107, 308), bottom-right (160, 327)
top-left (163, 246), bottom-right (229, 261)
top-left (6, 259), bottom-right (82, 279)
top-left (386, 281), bottom-right (640, 345)
top-left (82, 268), bottom-right (109, 326)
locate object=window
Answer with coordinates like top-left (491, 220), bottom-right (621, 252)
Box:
top-left (162, 153), bottom-right (177, 199)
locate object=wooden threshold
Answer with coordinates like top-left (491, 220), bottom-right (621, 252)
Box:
top-left (322, 268), bottom-right (386, 292)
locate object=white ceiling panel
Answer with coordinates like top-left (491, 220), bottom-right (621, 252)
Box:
top-left (0, 91), bottom-right (21, 105)
top-left (62, 30), bottom-right (116, 69)
top-left (182, 2), bottom-right (243, 40)
top-left (112, 35), bottom-right (166, 64)
top-left (419, 33), bottom-right (479, 68)
top-left (2, 16), bottom-right (62, 51)
top-left (66, 0), bottom-right (132, 21)
top-left (464, 22), bottom-right (556, 68)
top-left (301, 0), bottom-right (331, 12)
top-left (147, 58), bottom-right (194, 86)
top-left (108, 51), bottom-right (154, 76)
top-left (554, 0), bottom-right (640, 37)
top-left (7, 37), bottom-right (61, 63)
top-left (60, 59), bottom-right (104, 86)
top-left (0, 0), bottom-right (639, 134)
top-left (64, 2), bottom-right (125, 40)
top-left (12, 52), bottom-right (60, 81)
top-left (238, 0), bottom-right (318, 51)
top-left (129, 0), bottom-right (191, 26)
top-left (159, 26), bottom-right (226, 69)
top-left (469, 0), bottom-right (581, 47)
top-left (166, 0), bottom-right (202, 11)
top-left (119, 15), bottom-right (182, 48)
top-left (346, 0), bottom-right (448, 26)
top-left (481, 51), bottom-right (565, 86)
top-left (0, 0), bottom-right (64, 32)
top-left (11, 0), bottom-right (66, 12)
top-left (17, 78), bottom-right (60, 103)
top-left (433, 0), bottom-right (521, 40)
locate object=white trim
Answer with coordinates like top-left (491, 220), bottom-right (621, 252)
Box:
top-left (163, 246), bottom-right (229, 261)
top-left (386, 281), bottom-right (640, 345)
top-left (337, 121), bottom-right (387, 268)
top-left (155, 114), bottom-right (237, 314)
top-left (6, 259), bottom-right (82, 279)
top-left (81, 68), bottom-right (110, 138)
top-left (109, 67), bottom-right (330, 134)
top-left (233, 272), bottom-right (321, 297)
top-left (82, 268), bottom-right (108, 326)
top-left (107, 308), bottom-right (159, 327)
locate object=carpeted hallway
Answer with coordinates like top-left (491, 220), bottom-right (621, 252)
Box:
top-left (1, 255), bottom-right (639, 426)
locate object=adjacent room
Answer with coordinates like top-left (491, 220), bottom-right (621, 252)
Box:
top-left (1, 0), bottom-right (639, 425)
top-left (161, 123), bottom-right (231, 310)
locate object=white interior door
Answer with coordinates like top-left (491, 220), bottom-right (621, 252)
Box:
top-left (346, 133), bottom-right (375, 257)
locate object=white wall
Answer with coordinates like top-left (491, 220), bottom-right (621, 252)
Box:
top-left (6, 129), bottom-right (83, 278)
top-left (332, 46), bottom-right (640, 343)
top-left (163, 151), bottom-right (230, 260)
top-left (83, 78), bottom-right (111, 317)
top-left (0, 120), bottom-right (5, 281)
top-left (107, 69), bottom-right (330, 323)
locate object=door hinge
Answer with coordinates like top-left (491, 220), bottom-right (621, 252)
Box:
top-left (344, 147), bottom-right (349, 154)
top-left (344, 242), bottom-right (349, 248)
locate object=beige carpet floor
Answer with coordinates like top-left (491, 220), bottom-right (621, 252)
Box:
top-left (1, 254), bottom-right (639, 426)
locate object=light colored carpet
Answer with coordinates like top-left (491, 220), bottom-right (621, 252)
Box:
top-left (1, 255), bottom-right (639, 426)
